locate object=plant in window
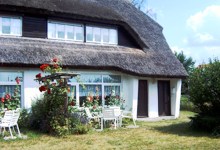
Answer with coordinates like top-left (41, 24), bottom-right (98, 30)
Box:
top-left (0, 77), bottom-right (21, 111)
top-left (106, 90), bottom-right (125, 108)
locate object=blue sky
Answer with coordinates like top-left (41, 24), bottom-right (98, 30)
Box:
top-left (139, 0), bottom-right (220, 65)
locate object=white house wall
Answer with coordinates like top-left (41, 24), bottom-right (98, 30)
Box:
top-left (148, 79), bottom-right (159, 118)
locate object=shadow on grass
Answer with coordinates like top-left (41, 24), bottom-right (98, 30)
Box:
top-left (153, 122), bottom-right (213, 138)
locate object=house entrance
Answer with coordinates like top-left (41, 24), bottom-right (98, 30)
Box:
top-left (158, 80), bottom-right (171, 116)
top-left (137, 80), bottom-right (148, 117)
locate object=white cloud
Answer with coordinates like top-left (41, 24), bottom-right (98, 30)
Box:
top-left (185, 5), bottom-right (220, 47)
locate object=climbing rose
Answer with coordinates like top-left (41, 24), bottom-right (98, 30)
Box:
top-left (40, 64), bottom-right (49, 72)
top-left (1, 97), bottom-right (4, 103)
top-left (53, 64), bottom-right (59, 69)
top-left (47, 88), bottom-right (51, 94)
top-left (67, 87), bottom-right (71, 93)
top-left (39, 86), bottom-right (47, 92)
top-left (15, 77), bottom-right (20, 84)
top-left (36, 73), bottom-right (41, 78)
top-left (52, 58), bottom-right (58, 63)
top-left (70, 101), bottom-right (75, 106)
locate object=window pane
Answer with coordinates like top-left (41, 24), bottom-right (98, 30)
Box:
top-left (11, 18), bottom-right (21, 35)
top-left (79, 74), bottom-right (102, 83)
top-left (79, 85), bottom-right (102, 106)
top-left (86, 26), bottom-right (93, 42)
top-left (0, 72), bottom-right (23, 82)
top-left (0, 85), bottom-right (21, 98)
top-left (56, 24), bottom-right (65, 39)
top-left (109, 29), bottom-right (117, 44)
top-left (102, 28), bottom-right (109, 43)
top-left (66, 25), bottom-right (74, 40)
top-left (48, 23), bottom-right (56, 38)
top-left (104, 85), bottom-right (120, 105)
top-left (93, 27), bottom-right (101, 42)
top-left (2, 18), bottom-right (11, 34)
top-left (68, 86), bottom-right (76, 99)
top-left (75, 26), bottom-right (83, 41)
top-left (103, 75), bottom-right (121, 83)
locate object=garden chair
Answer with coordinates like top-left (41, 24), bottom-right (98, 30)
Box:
top-left (0, 110), bottom-right (21, 138)
top-left (102, 108), bottom-right (118, 129)
top-left (120, 110), bottom-right (136, 127)
top-left (84, 107), bottom-right (103, 131)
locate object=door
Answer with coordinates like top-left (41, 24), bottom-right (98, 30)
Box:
top-left (158, 80), bottom-right (171, 116)
top-left (137, 80), bottom-right (148, 117)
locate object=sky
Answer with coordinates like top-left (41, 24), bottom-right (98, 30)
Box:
top-left (138, 0), bottom-right (220, 66)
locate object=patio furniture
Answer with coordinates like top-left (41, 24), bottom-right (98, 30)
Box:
top-left (102, 108), bottom-right (118, 129)
top-left (0, 110), bottom-right (21, 138)
top-left (120, 110), bottom-right (136, 127)
top-left (84, 107), bottom-right (103, 131)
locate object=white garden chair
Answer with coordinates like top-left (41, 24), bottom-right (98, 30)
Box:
top-left (102, 108), bottom-right (118, 129)
top-left (0, 110), bottom-right (21, 138)
top-left (85, 107), bottom-right (103, 131)
top-left (120, 110), bottom-right (136, 127)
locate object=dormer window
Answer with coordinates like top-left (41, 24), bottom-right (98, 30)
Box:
top-left (0, 16), bottom-right (22, 36)
top-left (48, 21), bottom-right (84, 42)
top-left (86, 26), bottom-right (118, 45)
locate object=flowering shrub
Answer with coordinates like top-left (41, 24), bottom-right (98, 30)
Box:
top-left (0, 77), bottom-right (21, 111)
top-left (84, 87), bottom-right (101, 112)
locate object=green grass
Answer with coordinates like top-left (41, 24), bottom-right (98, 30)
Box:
top-left (0, 111), bottom-right (220, 150)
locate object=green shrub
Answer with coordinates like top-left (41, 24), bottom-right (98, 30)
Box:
top-left (189, 58), bottom-right (220, 133)
top-left (180, 95), bottom-right (195, 111)
top-left (18, 109), bottom-right (30, 129)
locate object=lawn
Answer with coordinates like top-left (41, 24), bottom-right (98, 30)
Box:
top-left (0, 111), bottom-right (219, 150)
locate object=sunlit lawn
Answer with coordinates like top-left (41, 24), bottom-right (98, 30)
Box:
top-left (1, 111), bottom-right (220, 150)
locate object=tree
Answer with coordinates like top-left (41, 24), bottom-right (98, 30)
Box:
top-left (174, 51), bottom-right (195, 94)
top-left (189, 59), bottom-right (220, 133)
top-left (174, 51), bottom-right (195, 74)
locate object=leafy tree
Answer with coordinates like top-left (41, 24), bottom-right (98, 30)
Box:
top-left (174, 51), bottom-right (195, 94)
top-left (189, 59), bottom-right (220, 133)
top-left (174, 51), bottom-right (195, 74)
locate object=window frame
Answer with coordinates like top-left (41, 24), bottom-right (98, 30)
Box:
top-left (86, 25), bottom-right (118, 45)
top-left (0, 15), bottom-right (22, 36)
top-left (47, 20), bottom-right (84, 42)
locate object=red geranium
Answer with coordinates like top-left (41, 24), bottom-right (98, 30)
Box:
top-left (1, 97), bottom-right (4, 103)
top-left (53, 64), bottom-right (59, 69)
top-left (36, 73), bottom-right (41, 78)
top-left (40, 64), bottom-right (49, 72)
top-left (5, 94), bottom-right (11, 100)
top-left (52, 58), bottom-right (58, 63)
top-left (15, 77), bottom-right (20, 84)
top-left (39, 85), bottom-right (47, 92)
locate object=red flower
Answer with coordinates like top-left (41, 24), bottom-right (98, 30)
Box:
top-left (36, 73), bottom-right (41, 78)
top-left (47, 88), bottom-right (51, 94)
top-left (1, 97), bottom-right (4, 103)
top-left (52, 58), bottom-right (58, 63)
top-left (67, 87), bottom-right (71, 93)
top-left (40, 64), bottom-right (49, 72)
top-left (5, 94), bottom-right (11, 100)
top-left (70, 101), bottom-right (75, 106)
top-left (93, 105), bottom-right (96, 109)
top-left (15, 77), bottom-right (20, 84)
top-left (39, 86), bottom-right (47, 92)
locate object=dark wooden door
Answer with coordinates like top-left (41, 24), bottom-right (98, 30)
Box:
top-left (137, 80), bottom-right (148, 117)
top-left (158, 80), bottom-right (171, 116)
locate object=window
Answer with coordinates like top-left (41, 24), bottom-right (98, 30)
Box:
top-left (0, 16), bottom-right (22, 36)
top-left (68, 74), bottom-right (121, 107)
top-left (86, 26), bottom-right (118, 45)
top-left (48, 21), bottom-right (84, 42)
top-left (0, 72), bottom-right (22, 104)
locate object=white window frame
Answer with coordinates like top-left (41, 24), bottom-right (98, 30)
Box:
top-left (68, 74), bottom-right (122, 107)
top-left (86, 26), bottom-right (118, 45)
top-left (47, 20), bottom-right (84, 42)
top-left (0, 72), bottom-right (23, 108)
top-left (0, 16), bottom-right (22, 36)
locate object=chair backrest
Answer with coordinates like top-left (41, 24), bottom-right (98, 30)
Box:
top-left (11, 110), bottom-right (20, 125)
top-left (102, 108), bottom-right (116, 119)
top-left (113, 107), bottom-right (121, 117)
top-left (85, 108), bottom-right (93, 118)
top-left (2, 110), bottom-right (14, 124)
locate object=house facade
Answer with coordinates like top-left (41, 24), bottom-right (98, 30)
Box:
top-left (0, 0), bottom-right (187, 119)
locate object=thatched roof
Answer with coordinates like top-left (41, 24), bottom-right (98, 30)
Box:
top-left (0, 0), bottom-right (188, 78)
